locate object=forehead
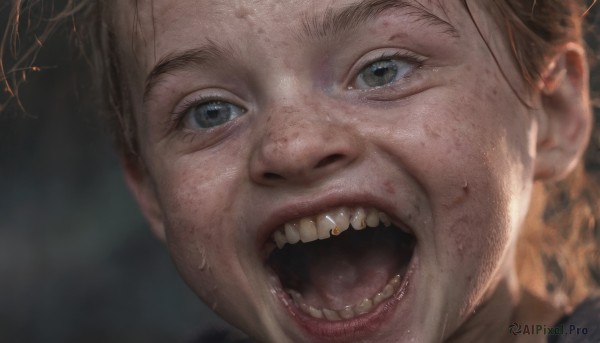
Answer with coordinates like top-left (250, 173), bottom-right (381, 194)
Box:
top-left (112, 0), bottom-right (467, 70)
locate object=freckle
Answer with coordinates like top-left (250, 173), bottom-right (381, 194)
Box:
top-left (383, 180), bottom-right (395, 195)
top-left (234, 6), bottom-right (251, 19)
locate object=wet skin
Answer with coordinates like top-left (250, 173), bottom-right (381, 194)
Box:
top-left (113, 0), bottom-right (590, 342)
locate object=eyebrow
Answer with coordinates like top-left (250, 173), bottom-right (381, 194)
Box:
top-left (300, 0), bottom-right (458, 40)
top-left (143, 39), bottom-right (233, 102)
top-left (143, 0), bottom-right (458, 103)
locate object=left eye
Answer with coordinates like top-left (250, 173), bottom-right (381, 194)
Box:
top-left (354, 59), bottom-right (413, 89)
top-left (184, 101), bottom-right (245, 129)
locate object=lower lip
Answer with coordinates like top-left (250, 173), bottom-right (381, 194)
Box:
top-left (273, 254), bottom-right (418, 343)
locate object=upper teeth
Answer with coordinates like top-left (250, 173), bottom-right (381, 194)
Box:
top-left (272, 207), bottom-right (392, 249)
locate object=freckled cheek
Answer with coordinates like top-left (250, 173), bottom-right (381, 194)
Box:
top-left (163, 194), bottom-right (254, 322)
top-left (421, 125), bottom-right (513, 284)
top-left (446, 210), bottom-right (508, 267)
top-left (154, 165), bottom-right (244, 297)
top-left (439, 213), bottom-right (508, 316)
top-left (441, 179), bottom-right (512, 309)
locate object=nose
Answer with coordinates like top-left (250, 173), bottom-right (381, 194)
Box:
top-left (249, 106), bottom-right (362, 187)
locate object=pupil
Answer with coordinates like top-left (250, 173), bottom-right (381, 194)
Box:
top-left (362, 60), bottom-right (399, 87)
top-left (206, 108), bottom-right (221, 119)
top-left (374, 66), bottom-right (388, 77)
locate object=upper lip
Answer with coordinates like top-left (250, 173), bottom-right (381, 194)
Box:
top-left (255, 190), bottom-right (414, 259)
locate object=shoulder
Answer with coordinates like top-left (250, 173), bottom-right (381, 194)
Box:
top-left (548, 295), bottom-right (600, 343)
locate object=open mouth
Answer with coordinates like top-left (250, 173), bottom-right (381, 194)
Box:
top-left (265, 206), bottom-right (416, 325)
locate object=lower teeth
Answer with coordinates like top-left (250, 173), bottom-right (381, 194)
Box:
top-left (287, 274), bottom-right (402, 321)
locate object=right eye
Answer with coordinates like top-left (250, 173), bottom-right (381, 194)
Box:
top-left (182, 100), bottom-right (245, 129)
top-left (355, 59), bottom-right (405, 89)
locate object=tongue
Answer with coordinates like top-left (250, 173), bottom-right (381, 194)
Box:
top-left (302, 228), bottom-right (406, 310)
top-left (305, 242), bottom-right (399, 310)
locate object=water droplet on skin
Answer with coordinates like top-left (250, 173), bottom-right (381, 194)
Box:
top-left (198, 256), bottom-right (207, 271)
top-left (197, 246), bottom-right (211, 271)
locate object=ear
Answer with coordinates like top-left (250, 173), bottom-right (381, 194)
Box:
top-left (122, 155), bottom-right (167, 242)
top-left (534, 43), bottom-right (592, 181)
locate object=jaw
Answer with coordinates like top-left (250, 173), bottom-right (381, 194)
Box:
top-left (154, 173), bottom-right (522, 343)
top-left (165, 202), bottom-right (519, 343)
top-left (240, 224), bottom-right (519, 343)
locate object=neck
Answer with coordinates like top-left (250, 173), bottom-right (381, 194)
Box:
top-left (445, 268), bottom-right (563, 343)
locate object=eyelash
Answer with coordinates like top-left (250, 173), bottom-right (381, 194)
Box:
top-left (350, 50), bottom-right (427, 89)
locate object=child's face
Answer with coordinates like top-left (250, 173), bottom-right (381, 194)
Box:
top-left (117, 0), bottom-right (544, 341)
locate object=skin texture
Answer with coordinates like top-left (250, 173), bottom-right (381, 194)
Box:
top-left (114, 0), bottom-right (591, 342)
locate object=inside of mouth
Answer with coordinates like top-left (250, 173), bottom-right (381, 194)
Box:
top-left (267, 225), bottom-right (415, 313)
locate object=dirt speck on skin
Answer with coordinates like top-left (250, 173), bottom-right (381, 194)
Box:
top-left (462, 180), bottom-right (470, 194)
top-left (444, 180), bottom-right (470, 209)
top-left (234, 6), bottom-right (252, 19)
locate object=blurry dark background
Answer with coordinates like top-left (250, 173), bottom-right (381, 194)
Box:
top-left (0, 2), bottom-right (599, 343)
top-left (0, 3), bottom-right (232, 343)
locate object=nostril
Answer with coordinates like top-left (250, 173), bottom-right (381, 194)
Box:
top-left (314, 153), bottom-right (345, 169)
top-left (263, 172), bottom-right (284, 180)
